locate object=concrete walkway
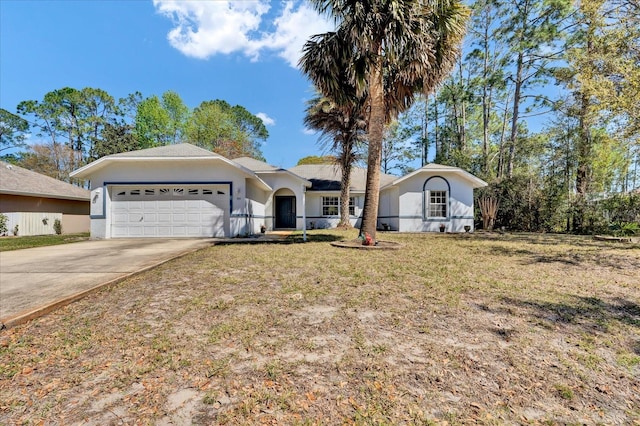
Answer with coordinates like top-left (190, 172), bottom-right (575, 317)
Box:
top-left (0, 239), bottom-right (215, 328)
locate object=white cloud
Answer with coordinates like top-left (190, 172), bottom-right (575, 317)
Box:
top-left (153, 0), bottom-right (333, 68)
top-left (302, 128), bottom-right (316, 135)
top-left (260, 2), bottom-right (334, 67)
top-left (256, 112), bottom-right (275, 126)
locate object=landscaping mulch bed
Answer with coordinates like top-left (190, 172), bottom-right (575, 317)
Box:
top-left (1, 231), bottom-right (639, 424)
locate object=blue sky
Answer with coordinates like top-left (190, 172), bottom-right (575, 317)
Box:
top-left (0, 0), bottom-right (334, 168)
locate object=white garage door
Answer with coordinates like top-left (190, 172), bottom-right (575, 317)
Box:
top-left (111, 185), bottom-right (229, 238)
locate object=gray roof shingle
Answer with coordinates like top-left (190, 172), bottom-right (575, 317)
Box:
top-left (288, 164), bottom-right (396, 191)
top-left (232, 157), bottom-right (280, 172)
top-left (0, 161), bottom-right (90, 201)
top-left (109, 143), bottom-right (221, 158)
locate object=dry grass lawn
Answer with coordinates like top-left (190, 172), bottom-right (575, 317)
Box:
top-left (1, 230), bottom-right (639, 425)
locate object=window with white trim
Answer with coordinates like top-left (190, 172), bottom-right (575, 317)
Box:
top-left (322, 197), bottom-right (339, 216)
top-left (425, 190), bottom-right (448, 219)
top-left (322, 196), bottom-right (356, 216)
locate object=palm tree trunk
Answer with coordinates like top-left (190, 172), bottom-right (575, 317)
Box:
top-left (338, 140), bottom-right (353, 228)
top-left (359, 59), bottom-right (385, 242)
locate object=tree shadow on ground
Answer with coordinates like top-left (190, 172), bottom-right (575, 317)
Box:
top-left (284, 233), bottom-right (343, 243)
top-left (474, 243), bottom-right (640, 271)
top-left (500, 295), bottom-right (640, 332)
top-left (454, 232), bottom-right (640, 250)
top-left (214, 233), bottom-right (342, 246)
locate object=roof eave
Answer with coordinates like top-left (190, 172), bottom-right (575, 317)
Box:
top-left (253, 169), bottom-right (312, 188)
top-left (383, 168), bottom-right (488, 190)
top-left (0, 189), bottom-right (89, 201)
top-left (71, 157), bottom-right (274, 191)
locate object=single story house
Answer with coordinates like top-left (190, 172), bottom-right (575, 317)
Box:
top-left (288, 164), bottom-right (396, 229)
top-left (0, 161), bottom-right (90, 235)
top-left (70, 143), bottom-right (487, 239)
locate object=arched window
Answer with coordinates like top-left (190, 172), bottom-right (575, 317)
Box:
top-left (423, 176), bottom-right (450, 220)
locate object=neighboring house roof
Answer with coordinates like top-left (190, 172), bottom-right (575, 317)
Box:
top-left (70, 143), bottom-right (271, 191)
top-left (234, 157), bottom-right (312, 187)
top-left (0, 161), bottom-right (89, 201)
top-left (382, 163), bottom-right (488, 190)
top-left (289, 164), bottom-right (397, 192)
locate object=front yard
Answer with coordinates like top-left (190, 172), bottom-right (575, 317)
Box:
top-left (1, 231), bottom-right (638, 424)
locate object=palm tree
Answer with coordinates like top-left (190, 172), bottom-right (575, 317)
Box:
top-left (301, 0), bottom-right (468, 242)
top-left (304, 94), bottom-right (367, 228)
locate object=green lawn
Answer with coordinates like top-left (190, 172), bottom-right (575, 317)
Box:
top-left (0, 233), bottom-right (90, 252)
top-left (0, 230), bottom-right (638, 424)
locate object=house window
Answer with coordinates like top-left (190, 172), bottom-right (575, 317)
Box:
top-left (322, 197), bottom-right (339, 216)
top-left (173, 188), bottom-right (184, 196)
top-left (145, 189), bottom-right (155, 195)
top-left (322, 196), bottom-right (356, 216)
top-left (188, 188), bottom-right (199, 195)
top-left (425, 190), bottom-right (448, 219)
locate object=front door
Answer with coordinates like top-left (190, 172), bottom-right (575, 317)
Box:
top-left (275, 196), bottom-right (296, 229)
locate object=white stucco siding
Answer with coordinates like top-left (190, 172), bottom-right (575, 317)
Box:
top-left (395, 172), bottom-right (477, 233)
top-left (90, 218), bottom-right (107, 239)
top-left (378, 187), bottom-right (399, 230)
top-left (304, 192), bottom-right (364, 229)
top-left (257, 173), bottom-right (308, 231)
top-left (244, 180), bottom-right (267, 235)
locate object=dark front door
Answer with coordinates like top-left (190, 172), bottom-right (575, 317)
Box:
top-left (275, 196), bottom-right (296, 228)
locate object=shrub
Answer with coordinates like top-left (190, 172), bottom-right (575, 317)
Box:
top-left (0, 213), bottom-right (7, 236)
top-left (12, 224), bottom-right (19, 236)
top-left (53, 218), bottom-right (62, 235)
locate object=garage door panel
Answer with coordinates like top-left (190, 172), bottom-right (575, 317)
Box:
top-left (172, 226), bottom-right (187, 236)
top-left (127, 227), bottom-right (144, 237)
top-left (126, 214), bottom-right (142, 223)
top-left (144, 226), bottom-right (158, 236)
top-left (184, 227), bottom-right (201, 236)
top-left (158, 213), bottom-right (172, 223)
top-left (158, 201), bottom-right (172, 210)
top-left (111, 185), bottom-right (228, 238)
top-left (172, 213), bottom-right (186, 222)
top-left (157, 226), bottom-right (173, 237)
top-left (126, 201), bottom-right (143, 210)
top-left (186, 213), bottom-right (201, 222)
top-left (144, 213), bottom-right (158, 222)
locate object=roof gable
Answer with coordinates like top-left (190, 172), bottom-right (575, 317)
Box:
top-left (70, 143), bottom-right (272, 191)
top-left (0, 161), bottom-right (89, 201)
top-left (234, 157), bottom-right (311, 187)
top-left (383, 163), bottom-right (488, 189)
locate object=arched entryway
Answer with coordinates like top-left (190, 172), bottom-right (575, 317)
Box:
top-left (274, 188), bottom-right (297, 229)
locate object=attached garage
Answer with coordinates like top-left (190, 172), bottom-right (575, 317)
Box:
top-left (110, 184), bottom-right (229, 238)
top-left (70, 144), bottom-right (273, 239)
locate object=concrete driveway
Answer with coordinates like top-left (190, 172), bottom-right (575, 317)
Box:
top-left (0, 238), bottom-right (215, 328)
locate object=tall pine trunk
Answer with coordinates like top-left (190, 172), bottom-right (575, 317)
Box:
top-left (507, 51), bottom-right (524, 178)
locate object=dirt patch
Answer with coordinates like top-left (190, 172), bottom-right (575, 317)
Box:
top-left (1, 231), bottom-right (639, 424)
